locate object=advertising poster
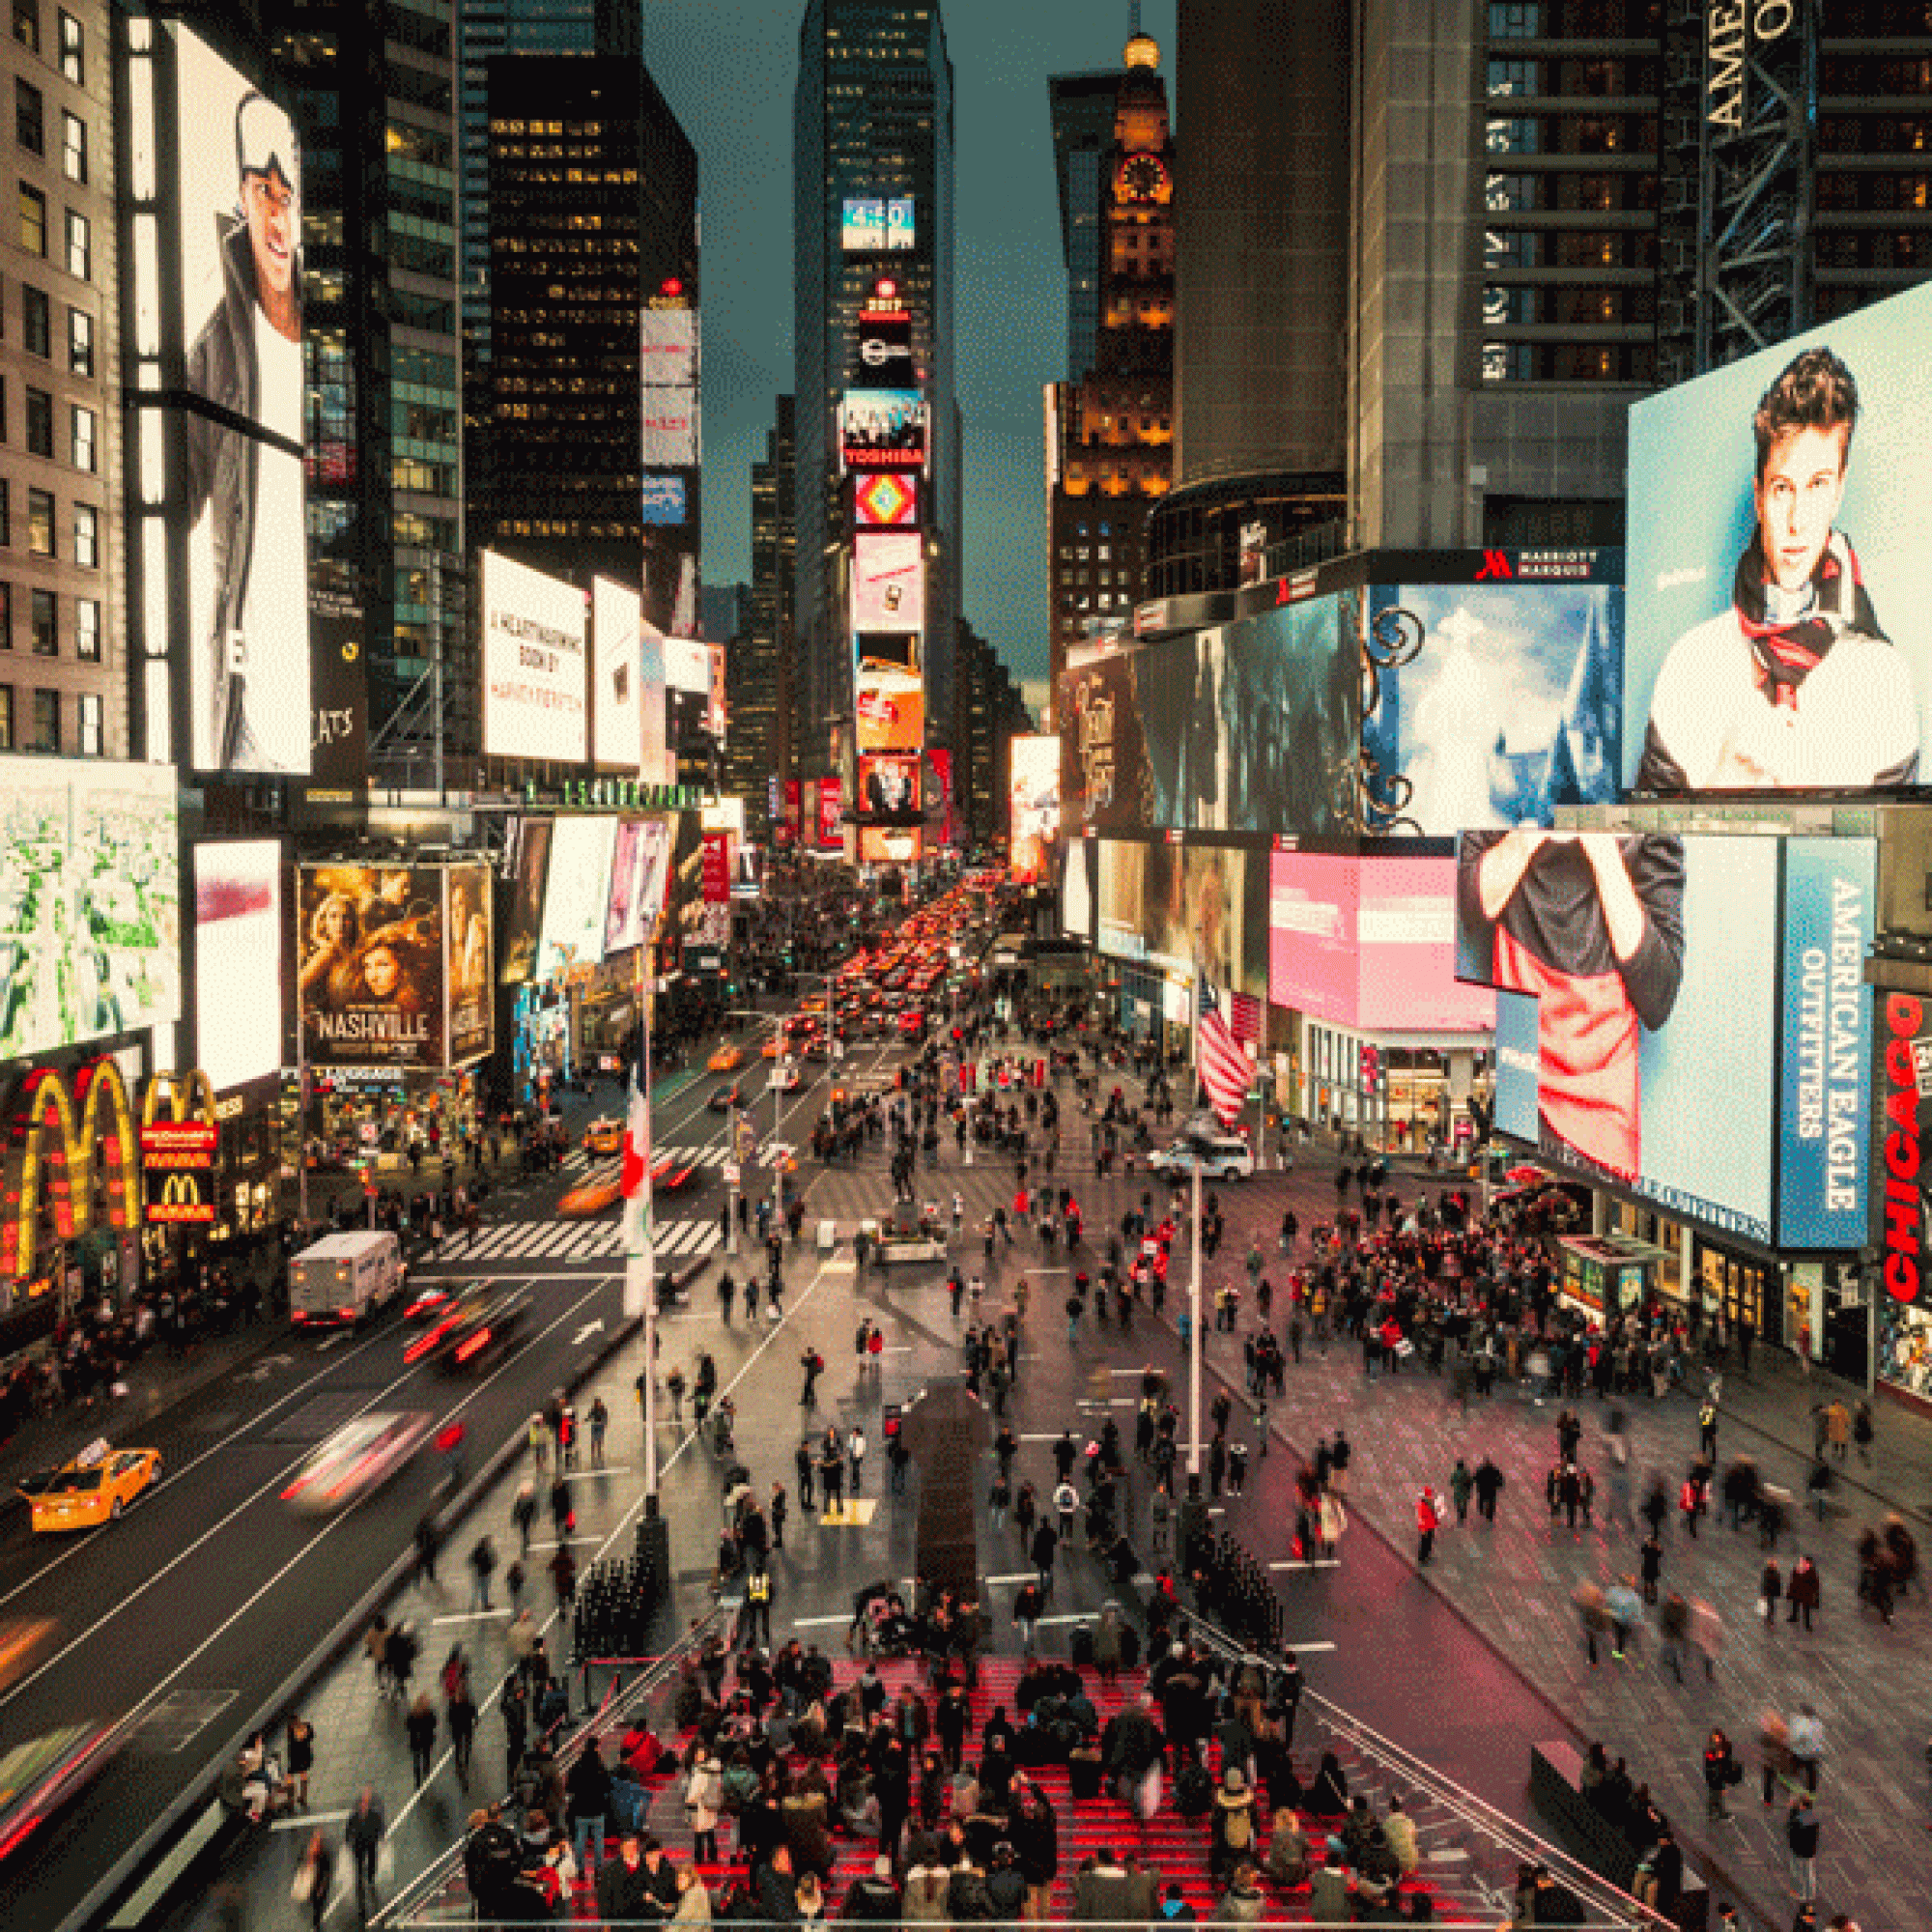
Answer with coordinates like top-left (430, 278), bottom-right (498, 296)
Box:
top-left (1137, 841), bottom-right (1269, 998)
top-left (842, 390), bottom-right (927, 470)
top-left (481, 551), bottom-right (588, 763)
top-left (1359, 857), bottom-right (1495, 1033)
top-left (499, 817), bottom-right (552, 984)
top-left (1361, 582), bottom-right (1623, 834)
top-left (1061, 651), bottom-right (1147, 833)
top-left (706, 642), bottom-right (728, 742)
top-left (781, 779), bottom-right (802, 845)
top-left (860, 753), bottom-right (922, 824)
top-left (1492, 989), bottom-right (1541, 1143)
top-left (817, 777), bottom-right (845, 847)
top-left (1096, 838), bottom-right (1148, 963)
top-left (174, 29), bottom-right (312, 776)
top-left (1268, 853), bottom-right (1358, 1024)
top-left (852, 532), bottom-right (925, 631)
top-left (860, 827), bottom-right (920, 866)
top-left (639, 308), bottom-right (699, 467)
top-left (192, 840), bottom-right (282, 1093)
top-left (308, 573), bottom-right (370, 798)
top-left (857, 669), bottom-right (924, 753)
top-left (0, 756), bottom-right (182, 1061)
top-left (855, 472), bottom-right (917, 527)
top-left (855, 308), bottom-right (915, 385)
top-left (925, 748), bottom-right (954, 846)
top-left (1009, 734), bottom-right (1061, 884)
top-left (1136, 592), bottom-right (1360, 836)
top-left (592, 578), bottom-right (643, 774)
top-left (732, 844), bottom-right (764, 899)
top-left (1778, 838), bottom-right (1876, 1249)
top-left (604, 817), bottom-right (659, 954)
top-left (640, 473), bottom-right (687, 526)
top-left (1457, 831), bottom-right (1777, 1239)
top-left (700, 830), bottom-right (731, 903)
top-left (298, 865), bottom-right (446, 1068)
top-left (1061, 838), bottom-right (1095, 944)
top-left (536, 816), bottom-right (617, 980)
top-left (1626, 280), bottom-right (1932, 795)
top-left (657, 811), bottom-right (708, 963)
top-left (1875, 989), bottom-right (1932, 1318)
top-left (639, 625), bottom-right (671, 785)
top-left (444, 862), bottom-right (495, 1066)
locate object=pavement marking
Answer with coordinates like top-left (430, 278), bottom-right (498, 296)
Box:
top-left (983, 1573), bottom-right (1035, 1585)
top-left (1429, 1848), bottom-right (1470, 1863)
top-left (561, 1466), bottom-right (633, 1479)
top-left (1282, 1640), bottom-right (1337, 1654)
top-left (432, 1609), bottom-right (514, 1625)
top-left (1269, 1559), bottom-right (1341, 1571)
top-left (789, 1614), bottom-right (849, 1629)
top-left (271, 1809), bottom-right (354, 1831)
top-left (1035, 1612), bottom-right (1091, 1627)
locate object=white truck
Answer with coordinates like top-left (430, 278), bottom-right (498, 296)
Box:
top-left (289, 1230), bottom-right (406, 1328)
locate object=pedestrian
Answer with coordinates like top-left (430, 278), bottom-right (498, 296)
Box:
top-left (343, 1786), bottom-right (384, 1917)
top-left (1415, 1486), bottom-right (1440, 1566)
top-left (1473, 1455), bottom-right (1504, 1523)
top-left (1702, 1727), bottom-right (1738, 1821)
top-left (1852, 1399), bottom-right (1874, 1466)
top-left (796, 1442), bottom-right (815, 1512)
top-left (1449, 1458), bottom-right (1473, 1526)
top-left (770, 1482), bottom-right (788, 1550)
top-left (1786, 1554), bottom-right (1820, 1630)
top-left (448, 1665), bottom-right (478, 1787)
top-left (286, 1712), bottom-right (316, 1810)
top-left (588, 1397), bottom-right (609, 1466)
top-left (848, 1425), bottom-right (868, 1494)
top-left (468, 1535), bottom-right (497, 1613)
top-left (294, 1828), bottom-right (334, 1932)
top-left (550, 1472), bottom-right (572, 1541)
top-left (1786, 1703), bottom-right (1823, 1794)
top-left (800, 1344), bottom-right (824, 1406)
top-left (550, 1542), bottom-right (578, 1613)
top-left (1659, 1592), bottom-right (1690, 1683)
top-left (511, 1480), bottom-right (536, 1555)
top-left (505, 1557), bottom-right (525, 1616)
top-left (1785, 1793), bottom-right (1820, 1902)
top-left (1605, 1577), bottom-right (1642, 1660)
top-left (406, 1692), bottom-right (439, 1787)
top-left (412, 1514), bottom-right (441, 1593)
top-left (1760, 1558), bottom-right (1783, 1627)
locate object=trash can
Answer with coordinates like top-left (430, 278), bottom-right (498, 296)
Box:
top-left (816, 1219), bottom-right (838, 1253)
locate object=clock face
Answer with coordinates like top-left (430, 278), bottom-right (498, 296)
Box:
top-left (1118, 153), bottom-right (1168, 203)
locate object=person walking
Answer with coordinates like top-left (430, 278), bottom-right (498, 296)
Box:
top-left (1473, 1455), bottom-right (1505, 1524)
top-left (588, 1397), bottom-right (609, 1467)
top-left (848, 1425), bottom-right (868, 1494)
top-left (1449, 1458), bottom-right (1474, 1527)
top-left (468, 1535), bottom-right (497, 1613)
top-left (447, 1663), bottom-right (478, 1788)
top-left (406, 1693), bottom-right (438, 1788)
top-left (1702, 1727), bottom-right (1738, 1821)
top-left (343, 1786), bottom-right (384, 1918)
top-left (294, 1828), bottom-right (335, 1932)
top-left (1783, 1793), bottom-right (1821, 1903)
top-left (511, 1481), bottom-right (536, 1556)
top-left (800, 1344), bottom-right (825, 1407)
top-left (1786, 1555), bottom-right (1821, 1630)
top-left (1415, 1486), bottom-right (1441, 1567)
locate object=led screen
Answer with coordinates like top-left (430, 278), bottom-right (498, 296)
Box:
top-left (500, 817), bottom-right (552, 985)
top-left (841, 195), bottom-right (915, 250)
top-left (1061, 650), bottom-right (1147, 834)
top-left (192, 840), bottom-right (282, 1093)
top-left (1362, 583), bottom-right (1623, 833)
top-left (856, 669), bottom-right (923, 753)
top-left (1267, 853), bottom-right (1357, 1024)
top-left (855, 472), bottom-right (918, 527)
top-left (444, 862), bottom-right (495, 1066)
top-left (1625, 280), bottom-right (1932, 795)
top-left (665, 637), bottom-right (710, 696)
top-left (1096, 838), bottom-right (1147, 963)
top-left (1492, 989), bottom-right (1541, 1143)
top-left (592, 578), bottom-right (643, 774)
top-left (1095, 838), bottom-right (1266, 998)
top-left (0, 756), bottom-right (182, 1061)
top-left (639, 308), bottom-right (699, 467)
top-left (817, 778), bottom-right (844, 846)
top-left (1061, 838), bottom-right (1095, 944)
top-left (481, 551), bottom-right (588, 763)
top-left (842, 390), bottom-right (927, 470)
top-left (852, 532), bottom-right (925, 631)
top-left (174, 29), bottom-right (312, 775)
top-left (1009, 735), bottom-right (1060, 884)
top-left (860, 827), bottom-right (921, 865)
top-left (298, 864), bottom-right (446, 1068)
top-left (1458, 831), bottom-right (1777, 1240)
top-left (639, 626), bottom-right (671, 785)
top-left (605, 816), bottom-right (672, 954)
top-left (860, 753), bottom-right (923, 825)
top-left (537, 816), bottom-right (618, 980)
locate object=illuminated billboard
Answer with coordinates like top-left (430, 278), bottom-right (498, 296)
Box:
top-left (1492, 990), bottom-right (1541, 1143)
top-left (1061, 651), bottom-right (1147, 834)
top-left (481, 551), bottom-right (588, 763)
top-left (639, 626), bottom-right (671, 785)
top-left (855, 473), bottom-right (918, 527)
top-left (852, 532), bottom-right (925, 631)
top-left (592, 579), bottom-right (643, 774)
top-left (640, 473), bottom-right (687, 526)
top-left (842, 390), bottom-right (927, 471)
top-left (860, 753), bottom-right (923, 825)
top-left (444, 862), bottom-right (495, 1066)
top-left (1094, 838), bottom-right (1267, 999)
top-left (298, 865), bottom-right (447, 1069)
top-left (860, 827), bottom-right (921, 866)
top-left (173, 30), bottom-right (312, 775)
top-left (1361, 583), bottom-right (1622, 834)
top-left (192, 840), bottom-right (283, 1093)
top-left (605, 817), bottom-right (672, 955)
top-left (856, 668), bottom-right (924, 753)
top-left (1625, 281), bottom-right (1932, 795)
top-left (1096, 838), bottom-right (1147, 963)
top-left (842, 196), bottom-right (916, 251)
top-left (817, 778), bottom-right (844, 847)
top-left (0, 756), bottom-right (182, 1062)
top-left (1009, 735), bottom-right (1061, 883)
top-left (639, 307), bottom-right (699, 467)
top-left (500, 818), bottom-right (552, 984)
top-left (1061, 838), bottom-right (1095, 944)
top-left (537, 816), bottom-right (618, 980)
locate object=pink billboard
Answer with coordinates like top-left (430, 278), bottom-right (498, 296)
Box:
top-left (1270, 852), bottom-right (1493, 1034)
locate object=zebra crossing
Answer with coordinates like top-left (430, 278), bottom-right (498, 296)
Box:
top-left (430, 1214), bottom-right (724, 1265)
top-left (558, 1140), bottom-right (794, 1179)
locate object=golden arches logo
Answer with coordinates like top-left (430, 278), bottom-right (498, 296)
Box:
top-left (141, 1069), bottom-right (216, 1128)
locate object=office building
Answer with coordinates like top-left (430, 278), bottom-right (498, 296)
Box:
top-left (729, 394), bottom-right (796, 829)
top-left (792, 0), bottom-right (957, 775)
top-left (1046, 70), bottom-right (1120, 385)
top-left (953, 613), bottom-right (1031, 853)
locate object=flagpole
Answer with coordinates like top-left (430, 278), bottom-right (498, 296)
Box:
top-left (623, 953), bottom-right (660, 1509)
top-left (1188, 968), bottom-right (1204, 1483)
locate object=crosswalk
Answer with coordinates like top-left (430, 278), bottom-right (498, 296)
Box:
top-left (431, 1215), bottom-right (725, 1265)
top-left (559, 1141), bottom-right (794, 1179)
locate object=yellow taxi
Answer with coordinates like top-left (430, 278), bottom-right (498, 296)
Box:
top-left (706, 1042), bottom-right (745, 1073)
top-left (582, 1116), bottom-right (624, 1156)
top-left (18, 1440), bottom-right (163, 1532)
top-left (761, 1037), bottom-right (782, 1060)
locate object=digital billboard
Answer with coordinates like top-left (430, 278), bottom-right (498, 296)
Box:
top-left (855, 472), bottom-right (918, 527)
top-left (1625, 281), bottom-right (1932, 795)
top-left (1459, 831), bottom-right (1778, 1240)
top-left (817, 778), bottom-right (844, 847)
top-left (605, 816), bottom-right (672, 954)
top-left (1009, 735), bottom-right (1061, 884)
top-left (1492, 989), bottom-right (1541, 1142)
top-left (860, 827), bottom-right (921, 866)
top-left (842, 196), bottom-right (916, 251)
top-left (192, 840), bottom-right (282, 1093)
top-left (639, 626), bottom-right (671, 785)
top-left (856, 669), bottom-right (924, 753)
top-left (298, 865), bottom-right (446, 1069)
top-left (444, 862), bottom-right (495, 1066)
top-left (0, 757), bottom-right (182, 1061)
top-left (639, 307), bottom-right (699, 467)
top-left (925, 747), bottom-right (955, 847)
top-left (852, 532), bottom-right (925, 631)
top-left (481, 551), bottom-right (588, 764)
top-left (842, 390), bottom-right (927, 471)
top-left (1062, 650), bottom-right (1148, 834)
top-left (174, 30), bottom-right (312, 775)
top-left (1096, 838), bottom-right (1147, 963)
top-left (1361, 582), bottom-right (1623, 833)
top-left (536, 816), bottom-right (618, 980)
top-left (857, 633), bottom-right (920, 676)
top-left (1062, 838), bottom-right (1095, 944)
top-left (861, 753), bottom-right (923, 824)
top-left (640, 473), bottom-right (687, 526)
top-left (855, 308), bottom-right (915, 385)
top-left (500, 817), bottom-right (552, 984)
top-left (592, 579), bottom-right (643, 774)
top-left (1875, 989), bottom-right (1932, 1310)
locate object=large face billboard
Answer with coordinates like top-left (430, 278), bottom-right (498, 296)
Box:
top-left (853, 532), bottom-right (925, 631)
top-left (193, 840), bottom-right (283, 1093)
top-left (592, 579), bottom-right (643, 774)
top-left (482, 552), bottom-right (588, 763)
top-left (1458, 831), bottom-right (1778, 1240)
top-left (499, 817), bottom-right (552, 985)
top-left (1361, 582), bottom-right (1623, 834)
top-left (174, 31), bottom-right (312, 775)
top-left (298, 865), bottom-right (446, 1068)
top-left (1009, 735), bottom-right (1061, 884)
top-left (0, 757), bottom-right (182, 1061)
top-left (1095, 839), bottom-right (1266, 998)
top-left (1625, 280), bottom-right (1932, 795)
top-left (444, 863), bottom-right (495, 1066)
top-left (860, 753), bottom-right (922, 825)
top-left (537, 816), bottom-right (618, 980)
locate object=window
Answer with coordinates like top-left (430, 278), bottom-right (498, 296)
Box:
top-left (0, 481), bottom-right (9, 547)
top-left (23, 384), bottom-right (50, 456)
top-left (63, 207), bottom-right (86, 280)
top-left (26, 485), bottom-right (52, 554)
top-left (76, 689), bottom-right (99, 754)
top-left (15, 78), bottom-right (43, 156)
top-left (29, 584), bottom-right (53, 653)
top-left (18, 181), bottom-right (44, 256)
top-left (71, 498), bottom-right (94, 565)
top-left (65, 302), bottom-right (88, 373)
top-left (73, 593), bottom-right (96, 660)
top-left (59, 108), bottom-right (83, 184)
top-left (0, 684), bottom-right (12, 749)
top-left (56, 9), bottom-right (79, 85)
top-left (12, 1), bottom-right (36, 53)
top-left (69, 402), bottom-right (91, 471)
top-left (22, 282), bottom-right (46, 355)
top-left (31, 686), bottom-right (56, 752)
top-left (0, 582), bottom-right (10, 646)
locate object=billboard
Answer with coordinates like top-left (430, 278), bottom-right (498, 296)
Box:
top-left (1361, 582), bottom-right (1623, 833)
top-left (1096, 838), bottom-right (1147, 963)
top-left (1778, 838), bottom-right (1875, 1249)
top-left (605, 817), bottom-right (672, 954)
top-left (817, 777), bottom-right (844, 846)
top-left (307, 572), bottom-right (370, 797)
top-left (1062, 650), bottom-right (1149, 833)
top-left (842, 196), bottom-right (916, 251)
top-left (639, 625), bottom-right (671, 785)
top-left (855, 472), bottom-right (918, 527)
top-left (1625, 282), bottom-right (1932, 795)
top-left (1009, 735), bottom-right (1061, 883)
top-left (444, 862), bottom-right (495, 1066)
top-left (639, 307), bottom-right (699, 467)
top-left (499, 817), bottom-right (552, 984)
top-left (855, 308), bottom-right (915, 385)
top-left (481, 551), bottom-right (588, 764)
top-left (174, 29), bottom-right (312, 775)
top-left (842, 390), bottom-right (927, 470)
top-left (592, 579), bottom-right (643, 774)
top-left (1061, 838), bottom-right (1095, 944)
top-left (297, 865), bottom-right (446, 1068)
top-left (860, 827), bottom-right (921, 866)
top-left (0, 757), bottom-right (182, 1061)
top-left (1876, 990), bottom-right (1932, 1308)
top-left (1459, 831), bottom-right (1778, 1240)
top-left (860, 753), bottom-right (923, 824)
top-left (852, 532), bottom-right (925, 631)
top-left (1492, 989), bottom-right (1541, 1142)
top-left (537, 816), bottom-right (618, 980)
top-left (856, 668), bottom-right (924, 753)
top-left (925, 747), bottom-right (955, 847)
top-left (640, 473), bottom-right (687, 526)
top-left (192, 840), bottom-right (283, 1093)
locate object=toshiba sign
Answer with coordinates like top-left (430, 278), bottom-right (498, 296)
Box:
top-left (1878, 991), bottom-right (1932, 1303)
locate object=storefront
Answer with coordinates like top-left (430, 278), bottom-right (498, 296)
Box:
top-left (1293, 1021), bottom-right (1483, 1148)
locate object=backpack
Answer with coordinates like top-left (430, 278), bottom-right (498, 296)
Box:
top-left (868, 1329), bottom-right (884, 1354)
top-left (1225, 1801), bottom-right (1253, 1849)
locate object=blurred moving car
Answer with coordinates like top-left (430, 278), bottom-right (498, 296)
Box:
top-left (558, 1177), bottom-right (622, 1217)
top-left (0, 1721), bottom-right (119, 1862)
top-left (582, 1116), bottom-right (624, 1156)
top-left (707, 1080), bottom-right (744, 1113)
top-left (281, 1411), bottom-right (433, 1515)
top-left (17, 1441), bottom-right (162, 1532)
top-left (404, 1286), bottom-right (532, 1371)
top-left (0, 1619), bottom-right (57, 1695)
top-left (706, 1043), bottom-right (745, 1073)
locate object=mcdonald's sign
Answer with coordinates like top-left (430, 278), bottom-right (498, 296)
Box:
top-left (146, 1168), bottom-right (215, 1226)
top-left (0, 1058), bottom-right (141, 1279)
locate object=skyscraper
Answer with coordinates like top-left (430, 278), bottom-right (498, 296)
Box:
top-left (729, 394), bottom-right (796, 829)
top-left (1046, 71), bottom-right (1121, 385)
top-left (792, 0), bottom-right (956, 779)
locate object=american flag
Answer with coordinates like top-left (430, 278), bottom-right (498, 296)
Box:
top-left (620, 1052), bottom-right (654, 1260)
top-left (1195, 973), bottom-right (1253, 1130)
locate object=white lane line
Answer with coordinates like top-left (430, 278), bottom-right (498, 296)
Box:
top-left (271, 1809), bottom-right (353, 1831)
top-left (1429, 1849), bottom-right (1470, 1863)
top-left (1282, 1640), bottom-right (1337, 1653)
top-left (560, 1466), bottom-right (633, 1480)
top-left (432, 1609), bottom-right (514, 1625)
top-left (1269, 1559), bottom-right (1341, 1572)
top-left (788, 1614), bottom-right (849, 1629)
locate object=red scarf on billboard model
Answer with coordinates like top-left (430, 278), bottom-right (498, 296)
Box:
top-left (1734, 529), bottom-right (1884, 707)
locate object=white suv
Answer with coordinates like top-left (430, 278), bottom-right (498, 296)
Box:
top-left (1152, 1134), bottom-right (1256, 1181)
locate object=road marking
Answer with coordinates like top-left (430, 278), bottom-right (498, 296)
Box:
top-left (561, 1465), bottom-right (632, 1479)
top-left (432, 1609), bottom-right (513, 1625)
top-left (1429, 1848), bottom-right (1470, 1863)
top-left (271, 1809), bottom-right (354, 1831)
top-left (789, 1614), bottom-right (848, 1629)
top-left (983, 1573), bottom-right (1034, 1585)
top-left (1269, 1559), bottom-right (1341, 1572)
top-left (1283, 1640), bottom-right (1336, 1653)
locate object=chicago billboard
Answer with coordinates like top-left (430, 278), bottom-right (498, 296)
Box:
top-left (481, 551), bottom-right (588, 764)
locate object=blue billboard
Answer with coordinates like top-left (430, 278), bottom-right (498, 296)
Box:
top-left (1492, 988), bottom-right (1541, 1143)
top-left (1778, 838), bottom-right (1877, 1248)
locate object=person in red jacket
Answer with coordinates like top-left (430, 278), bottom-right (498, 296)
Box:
top-left (1416, 1487), bottom-right (1441, 1567)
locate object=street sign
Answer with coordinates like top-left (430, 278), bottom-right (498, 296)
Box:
top-left (724, 1161), bottom-right (742, 1186)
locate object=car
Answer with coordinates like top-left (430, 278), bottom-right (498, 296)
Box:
top-left (582, 1116), bottom-right (623, 1156)
top-left (281, 1410), bottom-right (434, 1515)
top-left (403, 1281), bottom-right (457, 1324)
top-left (706, 1043), bottom-right (745, 1073)
top-left (761, 1037), bottom-right (781, 1060)
top-left (773, 1062), bottom-right (804, 1093)
top-left (708, 1079), bottom-right (745, 1112)
top-left (558, 1177), bottom-right (621, 1218)
top-left (1151, 1133), bottom-right (1256, 1182)
top-left (0, 1721), bottom-right (120, 1863)
top-left (405, 1285), bottom-right (532, 1371)
top-left (654, 1153), bottom-right (701, 1194)
top-left (16, 1440), bottom-right (163, 1533)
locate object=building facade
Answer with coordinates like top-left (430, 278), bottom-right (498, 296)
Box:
top-left (1045, 70), bottom-right (1119, 388)
top-left (729, 393), bottom-right (796, 830)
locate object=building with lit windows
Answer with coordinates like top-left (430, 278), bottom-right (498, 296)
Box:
top-left (728, 394), bottom-right (796, 831)
top-left (954, 614), bottom-right (1031, 853)
top-left (1046, 70), bottom-right (1120, 388)
top-left (1, 0), bottom-right (123, 757)
top-left (792, 0), bottom-right (957, 777)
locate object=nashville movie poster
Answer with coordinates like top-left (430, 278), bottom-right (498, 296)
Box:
top-left (443, 863), bottom-right (495, 1067)
top-left (298, 864), bottom-right (447, 1067)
